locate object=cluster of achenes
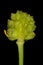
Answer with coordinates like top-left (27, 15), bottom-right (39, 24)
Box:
top-left (7, 10), bottom-right (36, 41)
top-left (4, 10), bottom-right (36, 65)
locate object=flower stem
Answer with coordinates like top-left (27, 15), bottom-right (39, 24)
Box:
top-left (16, 40), bottom-right (24, 65)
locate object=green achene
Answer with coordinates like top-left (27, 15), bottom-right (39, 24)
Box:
top-left (4, 10), bottom-right (36, 65)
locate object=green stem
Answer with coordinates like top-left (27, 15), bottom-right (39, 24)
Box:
top-left (16, 40), bottom-right (24, 65)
